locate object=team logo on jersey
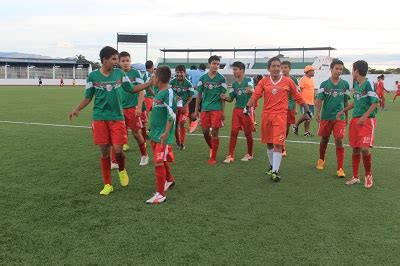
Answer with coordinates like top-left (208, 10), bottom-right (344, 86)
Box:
top-left (272, 88), bottom-right (278, 95)
top-left (332, 91), bottom-right (338, 97)
top-left (237, 89), bottom-right (243, 96)
top-left (106, 84), bottom-right (113, 92)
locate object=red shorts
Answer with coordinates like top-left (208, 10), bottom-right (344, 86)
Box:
top-left (377, 93), bottom-right (385, 100)
top-left (287, 109), bottom-right (297, 125)
top-left (144, 98), bottom-right (153, 112)
top-left (200, 110), bottom-right (223, 129)
top-left (177, 106), bottom-right (189, 124)
top-left (231, 107), bottom-right (255, 132)
top-left (92, 120), bottom-right (128, 145)
top-left (318, 120), bottom-right (346, 139)
top-left (151, 141), bottom-right (174, 164)
top-left (260, 112), bottom-right (286, 145)
top-left (123, 107), bottom-right (143, 131)
top-left (396, 91), bottom-right (400, 96)
top-left (349, 117), bottom-right (376, 148)
top-left (141, 111), bottom-right (148, 124)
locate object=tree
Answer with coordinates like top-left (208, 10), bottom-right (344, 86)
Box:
top-left (75, 54), bottom-right (100, 70)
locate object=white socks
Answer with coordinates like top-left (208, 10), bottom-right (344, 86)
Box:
top-left (267, 148), bottom-right (274, 166)
top-left (272, 152), bottom-right (282, 173)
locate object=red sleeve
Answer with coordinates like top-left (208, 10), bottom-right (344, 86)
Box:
top-left (289, 79), bottom-right (305, 105)
top-left (251, 78), bottom-right (265, 101)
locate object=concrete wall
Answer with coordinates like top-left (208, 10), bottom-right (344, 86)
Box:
top-left (0, 79), bottom-right (86, 86)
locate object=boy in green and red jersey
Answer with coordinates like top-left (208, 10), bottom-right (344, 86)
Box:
top-left (221, 61), bottom-right (255, 163)
top-left (337, 60), bottom-right (378, 188)
top-left (194, 55), bottom-right (227, 165)
top-left (146, 66), bottom-right (177, 204)
top-left (281, 61), bottom-right (299, 157)
top-left (169, 65), bottom-right (194, 150)
top-left (69, 46), bottom-right (152, 196)
top-left (141, 60), bottom-right (158, 139)
top-left (111, 51), bottom-right (150, 167)
top-left (315, 59), bottom-right (350, 178)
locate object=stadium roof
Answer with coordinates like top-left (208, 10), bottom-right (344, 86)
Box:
top-left (0, 57), bottom-right (86, 65)
top-left (160, 47), bottom-right (336, 53)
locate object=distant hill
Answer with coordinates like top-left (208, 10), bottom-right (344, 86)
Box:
top-left (0, 52), bottom-right (54, 59)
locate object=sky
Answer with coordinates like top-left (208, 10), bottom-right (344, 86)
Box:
top-left (0, 0), bottom-right (399, 69)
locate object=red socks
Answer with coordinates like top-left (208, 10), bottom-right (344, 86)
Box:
top-left (180, 127), bottom-right (186, 145)
top-left (155, 165), bottom-right (166, 196)
top-left (352, 154), bottom-right (361, 178)
top-left (363, 153), bottom-right (372, 176)
top-left (115, 152), bottom-right (125, 172)
top-left (245, 132), bottom-right (253, 156)
top-left (319, 143), bottom-right (328, 160)
top-left (204, 134), bottom-right (212, 149)
top-left (111, 147), bottom-right (117, 163)
top-left (228, 130), bottom-right (239, 157)
top-left (336, 147), bottom-right (344, 170)
top-left (211, 138), bottom-right (219, 160)
top-left (139, 143), bottom-right (147, 156)
top-left (141, 127), bottom-right (147, 140)
top-left (100, 157), bottom-right (111, 184)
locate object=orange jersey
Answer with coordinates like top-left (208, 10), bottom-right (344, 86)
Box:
top-left (376, 80), bottom-right (384, 94)
top-left (299, 76), bottom-right (315, 105)
top-left (252, 76), bottom-right (305, 114)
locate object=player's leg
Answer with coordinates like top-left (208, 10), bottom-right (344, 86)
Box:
top-left (110, 121), bottom-right (129, 186)
top-left (304, 105), bottom-right (313, 136)
top-left (164, 145), bottom-right (175, 191)
top-left (92, 121), bottom-right (114, 195)
top-left (110, 147), bottom-right (119, 170)
top-left (178, 107), bottom-right (188, 150)
top-left (316, 120), bottom-right (331, 170)
top-left (241, 111), bottom-right (254, 161)
top-left (225, 108), bottom-right (240, 163)
top-left (209, 127), bottom-right (220, 164)
top-left (146, 141), bottom-right (167, 204)
top-left (175, 108), bottom-right (181, 147)
top-left (271, 143), bottom-right (283, 182)
top-left (361, 147), bottom-right (373, 188)
top-left (359, 118), bottom-right (375, 188)
top-left (132, 128), bottom-right (149, 166)
top-left (333, 120), bottom-right (346, 177)
top-left (346, 118), bottom-right (361, 185)
top-left (200, 111), bottom-right (212, 150)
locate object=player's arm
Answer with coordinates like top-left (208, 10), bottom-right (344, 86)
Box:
top-left (136, 90), bottom-right (145, 117)
top-left (247, 80), bottom-right (264, 107)
top-left (290, 80), bottom-right (312, 119)
top-left (222, 88), bottom-right (234, 102)
top-left (357, 102), bottom-right (378, 125)
top-left (160, 96), bottom-right (176, 144)
top-left (221, 78), bottom-right (228, 121)
top-left (193, 79), bottom-right (204, 118)
top-left (315, 85), bottom-right (325, 122)
top-left (184, 83), bottom-right (195, 109)
top-left (69, 98), bottom-right (91, 120)
top-left (70, 80), bottom-right (94, 120)
top-left (336, 102), bottom-right (354, 120)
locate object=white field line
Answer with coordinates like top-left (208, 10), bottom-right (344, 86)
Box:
top-left (1, 120), bottom-right (399, 150)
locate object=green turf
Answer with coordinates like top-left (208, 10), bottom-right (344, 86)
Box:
top-left (1, 86), bottom-right (399, 264)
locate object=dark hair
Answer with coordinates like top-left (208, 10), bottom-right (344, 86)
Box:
top-left (232, 61), bottom-right (245, 70)
top-left (175, 65), bottom-right (186, 72)
top-left (119, 51), bottom-right (131, 59)
top-left (155, 66), bottom-right (171, 83)
top-left (396, 81), bottom-right (398, 84)
top-left (281, 60), bottom-right (291, 69)
top-left (208, 55), bottom-right (220, 64)
top-left (99, 46), bottom-right (119, 63)
top-left (352, 60), bottom-right (368, 77)
top-left (199, 63), bottom-right (206, 71)
top-left (190, 65), bottom-right (197, 70)
top-left (267, 57), bottom-right (281, 68)
top-left (330, 59), bottom-right (344, 69)
top-left (380, 74), bottom-right (385, 80)
top-left (145, 60), bottom-right (154, 70)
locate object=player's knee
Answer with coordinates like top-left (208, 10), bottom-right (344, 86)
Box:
top-left (211, 129), bottom-right (219, 137)
top-left (361, 147), bottom-right (370, 155)
top-left (334, 138), bottom-right (344, 147)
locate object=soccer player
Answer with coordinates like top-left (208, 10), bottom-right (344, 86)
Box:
top-left (60, 75), bottom-right (64, 87)
top-left (315, 59), bottom-right (350, 178)
top-left (113, 51), bottom-right (150, 166)
top-left (69, 46), bottom-right (151, 196)
top-left (169, 65), bottom-right (194, 150)
top-left (193, 55), bottom-right (227, 165)
top-left (377, 74), bottom-right (389, 110)
top-left (247, 57), bottom-right (311, 181)
top-left (146, 66), bottom-right (177, 204)
top-left (392, 81), bottom-right (400, 102)
top-left (142, 60), bottom-right (158, 139)
top-left (38, 77), bottom-right (42, 87)
top-left (281, 61), bottom-right (299, 157)
top-left (72, 78), bottom-right (77, 87)
top-left (336, 60), bottom-right (378, 188)
top-left (293, 65), bottom-right (316, 137)
top-left (221, 61), bottom-right (254, 163)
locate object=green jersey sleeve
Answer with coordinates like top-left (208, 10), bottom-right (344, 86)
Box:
top-left (84, 74), bottom-right (95, 99)
top-left (316, 81), bottom-right (326, 100)
top-left (367, 81), bottom-right (379, 103)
